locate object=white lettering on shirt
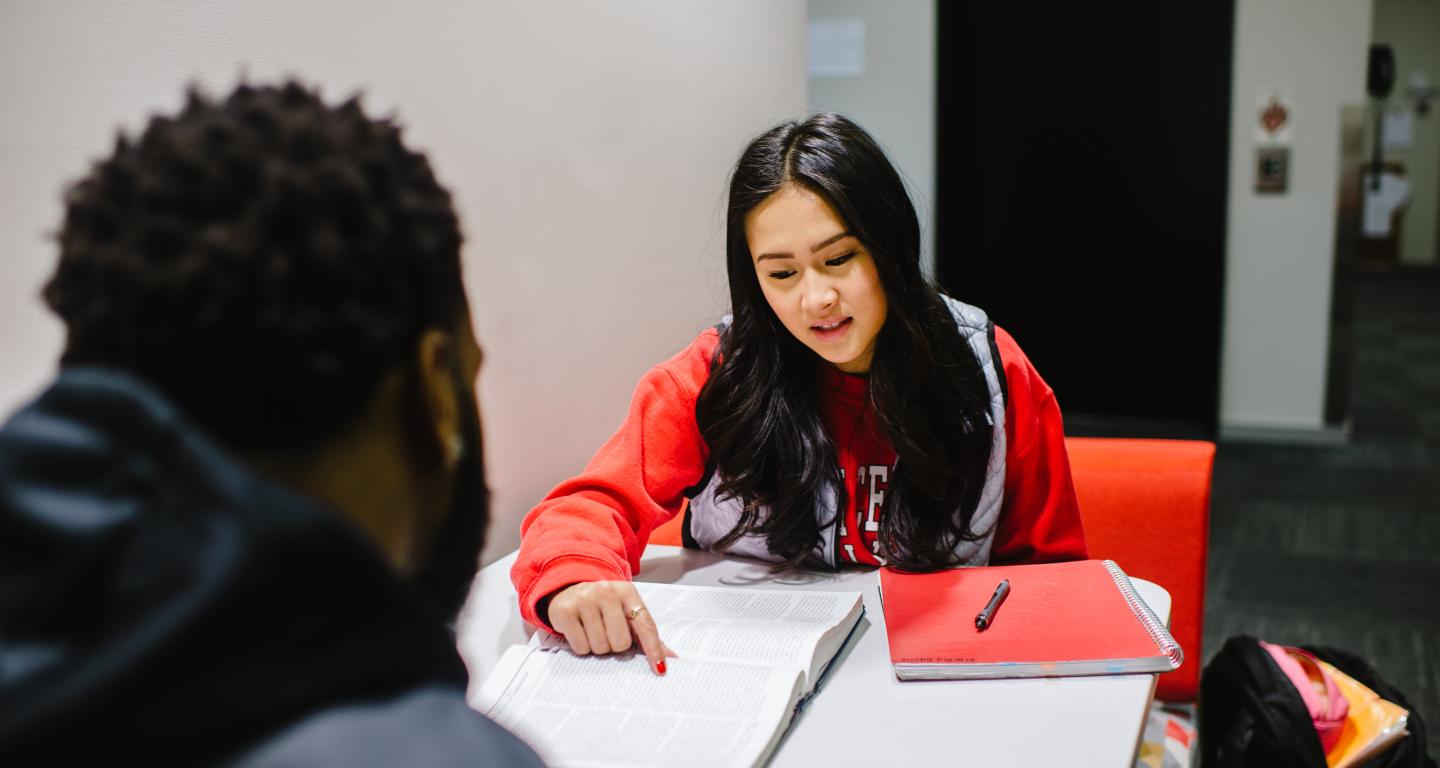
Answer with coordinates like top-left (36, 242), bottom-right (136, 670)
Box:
top-left (864, 465), bottom-right (887, 532)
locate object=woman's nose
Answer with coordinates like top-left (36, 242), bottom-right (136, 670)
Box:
top-left (802, 274), bottom-right (839, 314)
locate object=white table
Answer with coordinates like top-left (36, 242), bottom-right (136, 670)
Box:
top-left (457, 546), bottom-right (1171, 768)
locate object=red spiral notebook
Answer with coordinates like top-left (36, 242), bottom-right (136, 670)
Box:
top-left (878, 559), bottom-right (1182, 680)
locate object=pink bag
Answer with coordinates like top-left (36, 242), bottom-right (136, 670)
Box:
top-left (1259, 640), bottom-right (1351, 753)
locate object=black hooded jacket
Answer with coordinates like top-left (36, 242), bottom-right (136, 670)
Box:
top-left (0, 368), bottom-right (541, 766)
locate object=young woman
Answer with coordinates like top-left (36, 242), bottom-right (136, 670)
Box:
top-left (511, 114), bottom-right (1087, 675)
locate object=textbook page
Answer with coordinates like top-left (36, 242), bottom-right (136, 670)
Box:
top-left (477, 646), bottom-right (804, 768)
top-left (532, 583), bottom-right (862, 690)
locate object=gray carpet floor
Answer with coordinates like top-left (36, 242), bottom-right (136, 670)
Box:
top-left (1203, 269), bottom-right (1440, 758)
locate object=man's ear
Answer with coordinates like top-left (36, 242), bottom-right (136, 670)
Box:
top-left (414, 328), bottom-right (462, 469)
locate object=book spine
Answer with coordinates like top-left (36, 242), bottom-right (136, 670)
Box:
top-left (1101, 560), bottom-right (1183, 670)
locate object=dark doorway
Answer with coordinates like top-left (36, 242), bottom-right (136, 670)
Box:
top-left (936, 2), bottom-right (1234, 437)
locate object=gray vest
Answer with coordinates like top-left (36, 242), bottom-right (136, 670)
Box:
top-left (681, 296), bottom-right (1009, 567)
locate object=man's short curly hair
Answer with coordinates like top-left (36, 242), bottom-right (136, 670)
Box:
top-left (44, 80), bottom-right (466, 446)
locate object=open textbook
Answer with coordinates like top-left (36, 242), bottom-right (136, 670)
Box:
top-left (475, 583), bottom-right (865, 768)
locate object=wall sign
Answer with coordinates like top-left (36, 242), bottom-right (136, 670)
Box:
top-left (1254, 89), bottom-right (1293, 194)
top-left (1254, 90), bottom-right (1294, 145)
top-left (1255, 147), bottom-right (1289, 193)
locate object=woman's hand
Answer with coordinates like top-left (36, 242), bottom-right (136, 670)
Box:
top-left (548, 581), bottom-right (675, 675)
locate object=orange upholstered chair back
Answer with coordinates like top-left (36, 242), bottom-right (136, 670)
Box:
top-left (1065, 437), bottom-right (1214, 702)
top-left (650, 506), bottom-right (685, 546)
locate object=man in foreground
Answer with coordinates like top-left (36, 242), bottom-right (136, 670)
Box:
top-left (0, 81), bottom-right (542, 766)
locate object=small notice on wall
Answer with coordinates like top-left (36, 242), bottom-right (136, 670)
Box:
top-left (1254, 90), bottom-right (1293, 145)
top-left (1382, 109), bottom-right (1413, 150)
top-left (1363, 172), bottom-right (1411, 238)
top-left (808, 18), bottom-right (866, 78)
top-left (1255, 147), bottom-right (1289, 194)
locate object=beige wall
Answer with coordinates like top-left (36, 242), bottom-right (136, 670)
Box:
top-left (1372, 0), bottom-right (1440, 266)
top-left (1221, 0), bottom-right (1374, 434)
top-left (0, 0), bottom-right (808, 563)
top-left (807, 0), bottom-right (936, 276)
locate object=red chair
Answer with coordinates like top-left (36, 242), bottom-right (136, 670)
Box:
top-left (650, 502), bottom-right (685, 546)
top-left (1065, 437), bottom-right (1214, 703)
top-left (649, 437), bottom-right (1215, 703)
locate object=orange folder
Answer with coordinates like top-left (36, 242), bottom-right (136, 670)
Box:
top-left (1318, 659), bottom-right (1410, 768)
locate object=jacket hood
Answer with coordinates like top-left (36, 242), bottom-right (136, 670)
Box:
top-left (0, 368), bottom-right (467, 763)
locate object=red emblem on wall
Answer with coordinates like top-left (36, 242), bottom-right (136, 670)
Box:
top-left (1260, 99), bottom-right (1288, 135)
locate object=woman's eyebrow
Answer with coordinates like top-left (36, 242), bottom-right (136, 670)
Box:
top-left (754, 231), bottom-right (854, 262)
top-left (809, 231), bottom-right (853, 252)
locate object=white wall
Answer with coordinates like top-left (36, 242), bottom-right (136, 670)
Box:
top-left (1372, 0), bottom-right (1440, 266)
top-left (1220, 0), bottom-right (1374, 435)
top-left (807, 0), bottom-right (936, 275)
top-left (0, 0), bottom-right (808, 563)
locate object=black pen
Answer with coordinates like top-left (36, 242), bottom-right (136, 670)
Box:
top-left (974, 579), bottom-right (1010, 631)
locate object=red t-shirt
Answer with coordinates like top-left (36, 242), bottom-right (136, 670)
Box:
top-left (817, 366), bottom-right (896, 566)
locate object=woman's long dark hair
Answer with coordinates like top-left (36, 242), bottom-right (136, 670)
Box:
top-left (694, 113), bottom-right (994, 570)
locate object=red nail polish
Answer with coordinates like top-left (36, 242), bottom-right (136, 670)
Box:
top-left (656, 658), bottom-right (667, 675)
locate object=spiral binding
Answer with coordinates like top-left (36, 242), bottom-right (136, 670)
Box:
top-left (1102, 559), bottom-right (1184, 670)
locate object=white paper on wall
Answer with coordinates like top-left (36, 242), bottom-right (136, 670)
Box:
top-left (1362, 172), bottom-right (1411, 238)
top-left (808, 18), bottom-right (865, 78)
top-left (1382, 109), bottom-right (1413, 150)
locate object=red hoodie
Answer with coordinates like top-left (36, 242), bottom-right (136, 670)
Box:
top-left (511, 325), bottom-right (1087, 630)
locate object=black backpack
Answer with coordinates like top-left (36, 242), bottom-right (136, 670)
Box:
top-left (1200, 635), bottom-right (1436, 768)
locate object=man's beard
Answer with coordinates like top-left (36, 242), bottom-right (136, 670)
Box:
top-left (412, 372), bottom-right (489, 627)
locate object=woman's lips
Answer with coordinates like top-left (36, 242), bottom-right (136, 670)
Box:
top-left (811, 316), bottom-right (853, 341)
